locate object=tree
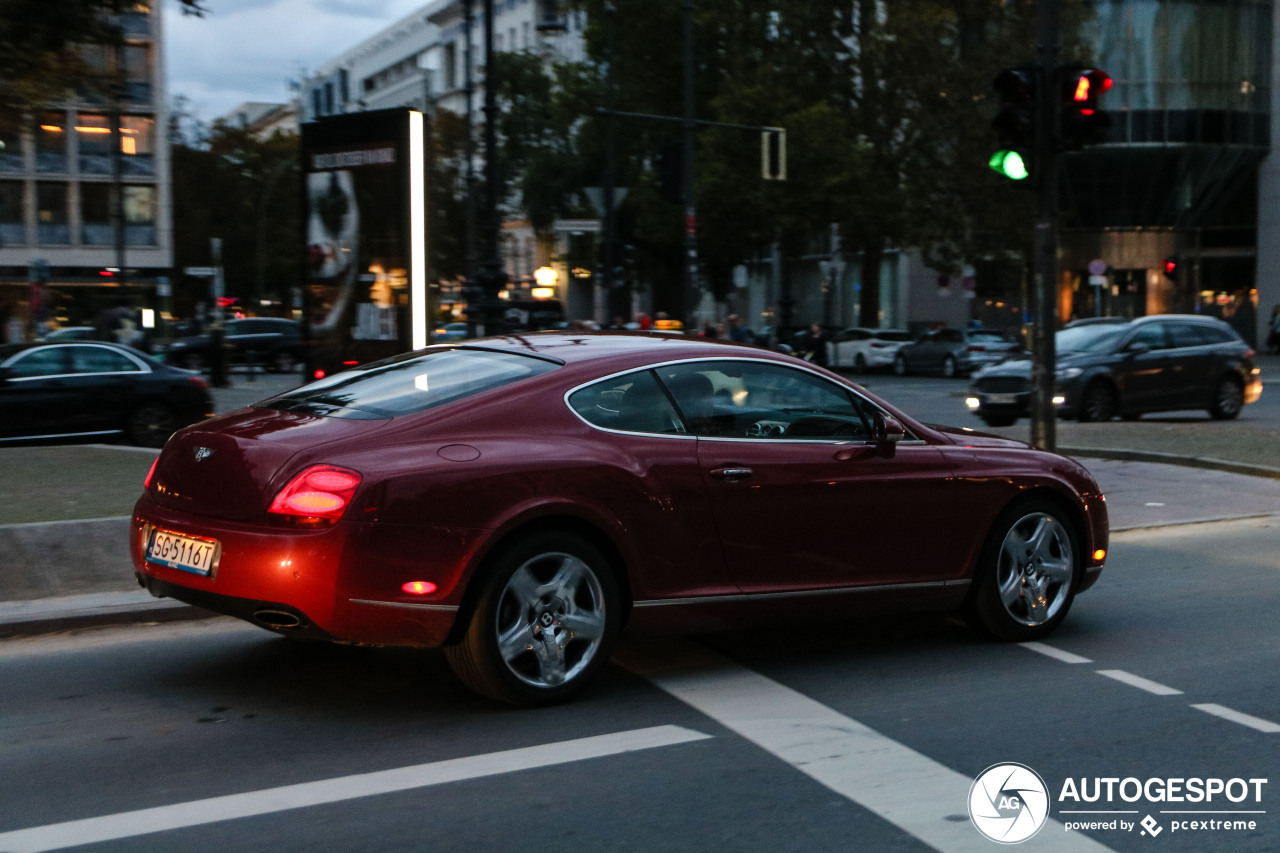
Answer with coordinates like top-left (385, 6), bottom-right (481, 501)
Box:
top-left (0, 0), bottom-right (206, 133)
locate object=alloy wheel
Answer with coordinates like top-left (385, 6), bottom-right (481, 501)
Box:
top-left (993, 511), bottom-right (1074, 627)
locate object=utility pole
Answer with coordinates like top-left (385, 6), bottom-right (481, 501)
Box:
top-left (475, 0), bottom-right (507, 335)
top-left (681, 0), bottom-right (697, 327)
top-left (463, 0), bottom-right (478, 299)
top-left (1029, 0), bottom-right (1060, 451)
top-left (601, 2), bottom-right (618, 294)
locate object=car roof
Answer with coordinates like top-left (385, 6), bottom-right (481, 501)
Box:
top-left (452, 330), bottom-right (793, 371)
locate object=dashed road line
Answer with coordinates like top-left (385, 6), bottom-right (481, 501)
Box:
top-left (1020, 642), bottom-right (1093, 664)
top-left (0, 725), bottom-right (710, 853)
top-left (618, 640), bottom-right (1116, 853)
top-left (1095, 669), bottom-right (1184, 695)
top-left (1190, 703), bottom-right (1280, 734)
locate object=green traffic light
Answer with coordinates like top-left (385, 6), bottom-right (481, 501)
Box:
top-left (988, 150), bottom-right (1029, 180)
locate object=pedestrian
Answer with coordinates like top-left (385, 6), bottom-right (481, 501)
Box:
top-left (726, 313), bottom-right (756, 345)
top-left (802, 322), bottom-right (831, 367)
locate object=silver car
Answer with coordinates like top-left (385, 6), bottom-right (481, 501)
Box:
top-left (893, 328), bottom-right (1023, 378)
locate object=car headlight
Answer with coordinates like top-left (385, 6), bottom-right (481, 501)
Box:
top-left (1058, 367), bottom-right (1083, 380)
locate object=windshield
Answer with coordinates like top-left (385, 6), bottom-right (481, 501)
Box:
top-left (1055, 325), bottom-right (1127, 354)
top-left (260, 347), bottom-right (559, 418)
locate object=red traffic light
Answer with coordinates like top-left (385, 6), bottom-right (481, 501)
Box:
top-left (1064, 68), bottom-right (1112, 113)
top-left (1163, 258), bottom-right (1178, 278)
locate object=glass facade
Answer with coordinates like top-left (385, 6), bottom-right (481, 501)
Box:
top-left (36, 182), bottom-right (70, 244)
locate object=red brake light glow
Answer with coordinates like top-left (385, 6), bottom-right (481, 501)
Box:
top-left (144, 457), bottom-right (158, 489)
top-left (269, 465), bottom-right (362, 526)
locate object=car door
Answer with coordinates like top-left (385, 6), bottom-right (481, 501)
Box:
top-left (1163, 322), bottom-right (1218, 409)
top-left (0, 347), bottom-right (75, 439)
top-left (657, 359), bottom-right (959, 592)
top-left (1113, 322), bottom-right (1173, 410)
top-left (64, 344), bottom-right (146, 433)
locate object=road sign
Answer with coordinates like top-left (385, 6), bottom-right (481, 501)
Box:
top-left (1087, 258), bottom-right (1107, 276)
top-left (184, 267), bottom-right (216, 276)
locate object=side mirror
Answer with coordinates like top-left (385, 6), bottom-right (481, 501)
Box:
top-left (0, 366), bottom-right (10, 385)
top-left (871, 412), bottom-right (905, 456)
top-left (1125, 342), bottom-right (1151, 356)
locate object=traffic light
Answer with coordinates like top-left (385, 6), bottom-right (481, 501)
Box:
top-left (990, 67), bottom-right (1036, 181)
top-left (1163, 257), bottom-right (1178, 280)
top-left (1060, 67), bottom-right (1112, 149)
top-left (762, 128), bottom-right (786, 180)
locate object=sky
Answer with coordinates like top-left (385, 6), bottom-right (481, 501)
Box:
top-left (163, 0), bottom-right (428, 122)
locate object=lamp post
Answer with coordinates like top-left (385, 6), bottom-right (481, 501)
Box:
top-left (472, 0), bottom-right (508, 336)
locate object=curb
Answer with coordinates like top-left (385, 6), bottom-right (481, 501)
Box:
top-left (1, 446), bottom-right (1276, 639)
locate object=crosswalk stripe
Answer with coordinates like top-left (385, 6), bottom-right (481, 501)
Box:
top-left (617, 640), bottom-right (1116, 853)
top-left (0, 725), bottom-right (710, 853)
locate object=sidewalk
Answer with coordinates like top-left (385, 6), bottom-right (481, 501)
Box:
top-left (2, 368), bottom-right (1278, 637)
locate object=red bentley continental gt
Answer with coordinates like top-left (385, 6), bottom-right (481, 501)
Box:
top-left (132, 333), bottom-right (1108, 705)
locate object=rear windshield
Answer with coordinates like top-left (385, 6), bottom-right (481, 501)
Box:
top-left (260, 348), bottom-right (559, 419)
top-left (877, 330), bottom-right (912, 342)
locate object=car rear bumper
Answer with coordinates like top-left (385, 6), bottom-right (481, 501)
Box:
top-left (131, 494), bottom-right (483, 647)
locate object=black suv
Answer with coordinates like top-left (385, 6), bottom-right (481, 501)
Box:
top-left (165, 318), bottom-right (302, 373)
top-left (967, 314), bottom-right (1261, 426)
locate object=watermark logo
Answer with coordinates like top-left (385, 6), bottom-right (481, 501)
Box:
top-left (1140, 815), bottom-right (1163, 837)
top-left (969, 763), bottom-right (1051, 844)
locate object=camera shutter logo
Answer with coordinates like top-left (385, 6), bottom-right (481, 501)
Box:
top-left (968, 763), bottom-right (1050, 843)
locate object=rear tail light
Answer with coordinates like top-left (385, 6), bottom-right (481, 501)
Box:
top-left (187, 375), bottom-right (209, 391)
top-left (967, 345), bottom-right (986, 352)
top-left (144, 456), bottom-right (158, 489)
top-left (1245, 347), bottom-right (1256, 359)
top-left (268, 465), bottom-right (362, 527)
top-left (313, 369), bottom-right (326, 380)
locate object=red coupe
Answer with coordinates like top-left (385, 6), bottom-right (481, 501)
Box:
top-left (131, 333), bottom-right (1108, 705)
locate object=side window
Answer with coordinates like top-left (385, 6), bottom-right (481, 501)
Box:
top-left (70, 346), bottom-right (142, 374)
top-left (939, 329), bottom-right (964, 344)
top-left (7, 348), bottom-right (70, 378)
top-left (568, 369), bottom-right (684, 435)
top-left (1166, 323), bottom-right (1210, 349)
top-left (1126, 324), bottom-right (1167, 350)
top-left (657, 360), bottom-right (872, 440)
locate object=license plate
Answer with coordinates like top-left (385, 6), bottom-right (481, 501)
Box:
top-left (984, 393), bottom-right (1018, 405)
top-left (146, 529), bottom-right (220, 576)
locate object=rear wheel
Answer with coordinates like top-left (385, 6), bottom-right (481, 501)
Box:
top-left (893, 354), bottom-right (908, 376)
top-left (979, 414), bottom-right (1017, 428)
top-left (853, 353), bottom-right (868, 373)
top-left (971, 499), bottom-right (1080, 641)
top-left (942, 355), bottom-right (958, 378)
top-left (445, 531), bottom-right (619, 706)
top-left (128, 402), bottom-right (176, 448)
top-left (1208, 375), bottom-right (1244, 420)
top-left (1078, 381), bottom-right (1117, 422)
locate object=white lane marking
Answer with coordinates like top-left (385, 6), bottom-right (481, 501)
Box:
top-left (1020, 642), bottom-right (1093, 664)
top-left (1190, 703), bottom-right (1280, 734)
top-left (0, 725), bottom-right (710, 853)
top-left (1095, 670), bottom-right (1184, 696)
top-left (617, 641), bottom-right (1116, 853)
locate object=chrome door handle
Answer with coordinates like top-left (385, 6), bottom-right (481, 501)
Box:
top-left (710, 466), bottom-right (753, 481)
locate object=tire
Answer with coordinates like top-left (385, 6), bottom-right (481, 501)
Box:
top-left (128, 402), bottom-right (177, 448)
top-left (272, 350), bottom-right (297, 374)
top-left (979, 414), bottom-right (1017, 428)
top-left (853, 354), bottom-right (868, 374)
top-left (971, 499), bottom-right (1080, 641)
top-left (1077, 381), bottom-right (1117, 422)
top-left (445, 531), bottom-right (620, 706)
top-left (893, 354), bottom-right (908, 376)
top-left (1208, 375), bottom-right (1244, 420)
top-left (942, 355), bottom-right (958, 378)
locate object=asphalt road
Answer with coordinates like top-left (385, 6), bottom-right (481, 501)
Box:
top-left (1, 516), bottom-right (1277, 853)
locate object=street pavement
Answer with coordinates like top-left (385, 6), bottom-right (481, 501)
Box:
top-left (1, 361), bottom-right (1278, 636)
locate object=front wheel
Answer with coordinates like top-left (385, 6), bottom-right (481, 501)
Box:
top-left (1078, 381), bottom-right (1117, 422)
top-left (445, 531), bottom-right (619, 706)
top-left (979, 414), bottom-right (1018, 428)
top-left (971, 499), bottom-right (1080, 641)
top-left (941, 355), bottom-right (958, 378)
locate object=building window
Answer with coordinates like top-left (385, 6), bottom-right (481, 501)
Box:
top-left (324, 82), bottom-right (335, 114)
top-left (80, 183), bottom-right (112, 245)
top-left (119, 2), bottom-right (151, 36)
top-left (36, 182), bottom-right (69, 244)
top-left (36, 112), bottom-right (68, 173)
top-left (0, 181), bottom-right (25, 244)
top-left (77, 113), bottom-right (114, 175)
top-left (120, 116), bottom-right (155, 176)
top-left (0, 127), bottom-right (21, 172)
top-left (122, 43), bottom-right (152, 104)
top-left (123, 184), bottom-right (156, 245)
top-left (443, 42), bottom-right (457, 90)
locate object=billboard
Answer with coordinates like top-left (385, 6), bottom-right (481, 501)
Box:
top-left (300, 108), bottom-right (426, 375)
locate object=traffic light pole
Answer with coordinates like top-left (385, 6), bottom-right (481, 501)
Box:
top-left (1029, 0), bottom-right (1060, 452)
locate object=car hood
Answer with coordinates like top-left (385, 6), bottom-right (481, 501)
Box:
top-left (972, 351), bottom-right (1100, 380)
top-left (928, 423), bottom-right (1035, 450)
top-left (148, 407), bottom-right (391, 522)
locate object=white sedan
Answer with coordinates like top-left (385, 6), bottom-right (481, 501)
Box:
top-left (827, 327), bottom-right (912, 372)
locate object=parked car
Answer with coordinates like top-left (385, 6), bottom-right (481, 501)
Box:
top-left (133, 332), bottom-right (1108, 706)
top-left (0, 340), bottom-right (212, 448)
top-left (894, 328), bottom-right (1024, 378)
top-left (827, 327), bottom-right (913, 372)
top-left (165, 317), bottom-right (302, 373)
top-left (41, 325), bottom-right (97, 342)
top-left (433, 321), bottom-right (469, 343)
top-left (966, 314), bottom-right (1262, 427)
